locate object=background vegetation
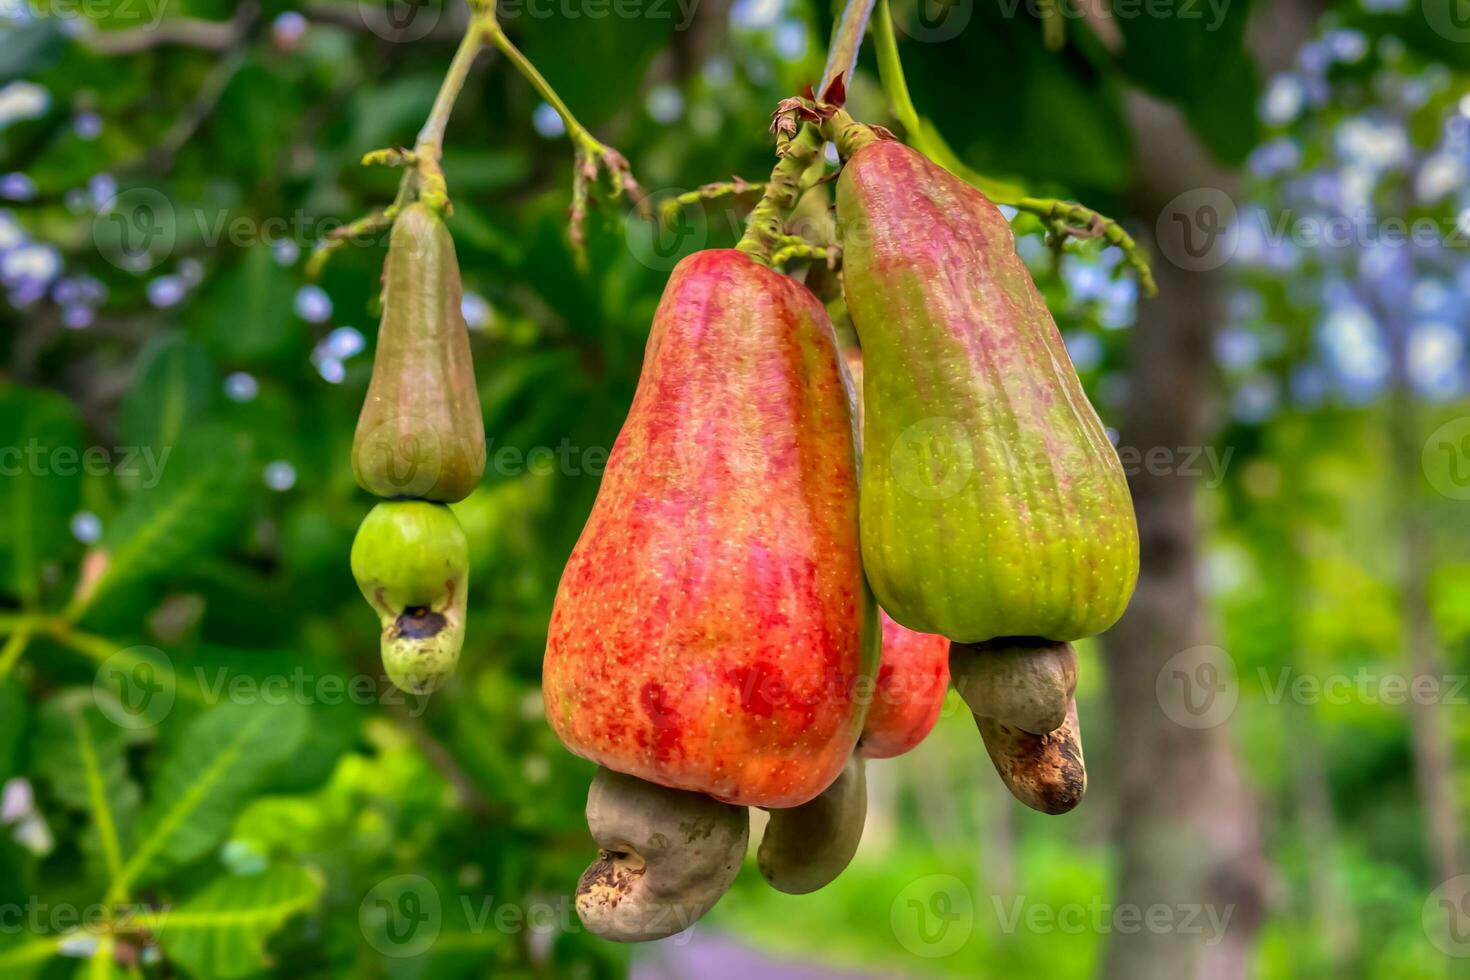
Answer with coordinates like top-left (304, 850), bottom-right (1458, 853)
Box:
top-left (1, 0), bottom-right (1469, 976)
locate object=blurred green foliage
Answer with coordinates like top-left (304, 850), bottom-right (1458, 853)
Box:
top-left (0, 1), bottom-right (1467, 978)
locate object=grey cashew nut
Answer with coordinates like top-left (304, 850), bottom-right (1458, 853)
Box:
top-left (974, 697), bottom-right (1087, 815)
top-left (757, 756), bottom-right (867, 895)
top-left (950, 638), bottom-right (1077, 735)
top-left (575, 767), bottom-right (748, 943)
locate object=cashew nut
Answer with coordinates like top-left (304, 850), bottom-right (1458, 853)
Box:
top-left (951, 638), bottom-right (1077, 735)
top-left (575, 767), bottom-right (748, 943)
top-left (757, 756), bottom-right (867, 895)
top-left (975, 697), bottom-right (1086, 814)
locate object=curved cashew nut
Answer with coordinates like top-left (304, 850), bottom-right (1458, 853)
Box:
top-left (575, 767), bottom-right (748, 943)
top-left (951, 638), bottom-right (1077, 735)
top-left (757, 756), bottom-right (867, 895)
top-left (975, 697), bottom-right (1086, 814)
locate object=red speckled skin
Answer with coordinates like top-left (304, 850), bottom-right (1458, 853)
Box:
top-left (543, 250), bottom-right (877, 809)
top-left (858, 611), bottom-right (950, 759)
top-left (844, 350), bottom-right (950, 760)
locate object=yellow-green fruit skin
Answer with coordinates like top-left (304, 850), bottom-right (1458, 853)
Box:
top-left (351, 500), bottom-right (469, 694)
top-left (353, 203), bottom-right (485, 503)
top-left (837, 142), bottom-right (1139, 643)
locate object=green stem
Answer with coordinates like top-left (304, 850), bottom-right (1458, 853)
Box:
top-left (736, 128), bottom-right (823, 265)
top-left (0, 625), bottom-right (32, 682)
top-left (821, 0), bottom-right (876, 93)
top-left (737, 0), bottom-right (875, 264)
top-left (482, 16), bottom-right (602, 160)
top-left (871, 0), bottom-right (920, 136)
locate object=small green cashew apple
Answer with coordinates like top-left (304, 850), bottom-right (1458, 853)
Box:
top-left (757, 755), bottom-right (867, 895)
top-left (351, 500), bottom-right (468, 694)
top-left (950, 639), bottom-right (1077, 735)
top-left (576, 767), bottom-right (748, 943)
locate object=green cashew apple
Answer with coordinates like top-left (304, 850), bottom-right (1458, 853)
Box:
top-left (351, 500), bottom-right (468, 694)
top-left (836, 140), bottom-right (1138, 644)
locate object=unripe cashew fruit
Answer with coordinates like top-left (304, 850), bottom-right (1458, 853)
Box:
top-left (576, 767), bottom-right (748, 943)
top-left (353, 202), bottom-right (485, 503)
top-left (950, 638), bottom-right (1077, 735)
top-left (757, 756), bottom-right (867, 895)
top-left (351, 500), bottom-right (468, 694)
top-left (975, 698), bottom-right (1086, 815)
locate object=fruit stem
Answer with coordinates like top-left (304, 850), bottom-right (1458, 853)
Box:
top-left (735, 128), bottom-right (823, 266)
top-left (820, 0), bottom-right (876, 94)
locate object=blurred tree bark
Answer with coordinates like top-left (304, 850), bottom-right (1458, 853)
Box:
top-left (1098, 4), bottom-right (1325, 977)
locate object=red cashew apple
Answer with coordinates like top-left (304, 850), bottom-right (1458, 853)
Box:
top-left (543, 249), bottom-right (880, 809)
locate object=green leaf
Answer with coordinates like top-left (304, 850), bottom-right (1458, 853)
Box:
top-left (516, 19), bottom-right (672, 127)
top-left (1112, 0), bottom-right (1259, 165)
top-left (35, 690), bottom-right (141, 885)
top-left (0, 383), bottom-right (83, 605)
top-left (155, 865), bottom-right (323, 980)
top-left (117, 333), bottom-right (215, 468)
top-left (71, 430), bottom-right (252, 621)
top-left (113, 700), bottom-right (308, 896)
top-left (0, 933), bottom-right (63, 979)
top-left (0, 678), bottom-right (26, 781)
top-left (198, 244), bottom-right (297, 362)
top-left (899, 6), bottom-right (1131, 192)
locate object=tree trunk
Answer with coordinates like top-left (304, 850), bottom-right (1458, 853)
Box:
top-left (1097, 110), bottom-right (1270, 975)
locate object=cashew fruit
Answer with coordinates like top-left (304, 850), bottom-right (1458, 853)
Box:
top-left (351, 500), bottom-right (468, 694)
top-left (353, 202), bottom-right (485, 503)
top-left (951, 638), bottom-right (1076, 735)
top-left (543, 249), bottom-right (879, 809)
top-left (758, 756), bottom-right (866, 894)
top-left (836, 141), bottom-right (1138, 644)
top-left (576, 767), bottom-right (748, 942)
